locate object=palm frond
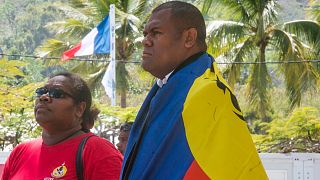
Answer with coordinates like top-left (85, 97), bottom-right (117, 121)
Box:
top-left (68, 61), bottom-right (108, 92)
top-left (52, 3), bottom-right (91, 22)
top-left (207, 20), bottom-right (246, 36)
top-left (270, 28), bottom-right (320, 109)
top-left (128, 0), bottom-right (148, 17)
top-left (207, 20), bottom-right (247, 56)
top-left (199, 0), bottom-right (214, 15)
top-left (283, 20), bottom-right (320, 50)
top-left (46, 19), bottom-right (93, 39)
top-left (35, 39), bottom-right (68, 58)
top-left (261, 0), bottom-right (279, 26)
top-left (246, 62), bottom-right (271, 121)
top-left (227, 37), bottom-right (255, 87)
top-left (307, 0), bottom-right (320, 22)
top-left (86, 0), bottom-right (110, 20)
top-left (281, 60), bottom-right (319, 109)
top-left (271, 29), bottom-right (299, 58)
top-left (68, 0), bottom-right (88, 9)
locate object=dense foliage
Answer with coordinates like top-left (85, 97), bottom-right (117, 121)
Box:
top-left (253, 107), bottom-right (320, 153)
top-left (0, 0), bottom-right (61, 54)
top-left (0, 58), bottom-right (41, 150)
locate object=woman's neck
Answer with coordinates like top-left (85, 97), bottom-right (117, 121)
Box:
top-left (42, 127), bottom-right (84, 146)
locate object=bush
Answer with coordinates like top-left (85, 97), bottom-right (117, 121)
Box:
top-left (253, 106), bottom-right (320, 153)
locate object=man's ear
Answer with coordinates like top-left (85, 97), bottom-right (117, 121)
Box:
top-left (75, 102), bottom-right (86, 119)
top-left (184, 28), bottom-right (197, 48)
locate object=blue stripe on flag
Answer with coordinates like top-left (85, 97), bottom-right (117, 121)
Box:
top-left (94, 16), bottom-right (111, 54)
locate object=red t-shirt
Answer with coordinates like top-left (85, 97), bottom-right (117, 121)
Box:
top-left (1, 132), bottom-right (123, 180)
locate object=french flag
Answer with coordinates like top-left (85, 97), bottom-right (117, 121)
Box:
top-left (62, 16), bottom-right (110, 61)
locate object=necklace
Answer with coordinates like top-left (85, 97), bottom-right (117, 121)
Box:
top-left (45, 129), bottom-right (83, 145)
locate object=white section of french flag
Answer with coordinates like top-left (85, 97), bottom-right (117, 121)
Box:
top-left (62, 28), bottom-right (98, 61)
top-left (75, 28), bottom-right (99, 56)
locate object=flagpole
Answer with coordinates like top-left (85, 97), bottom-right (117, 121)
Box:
top-left (110, 4), bottom-right (116, 106)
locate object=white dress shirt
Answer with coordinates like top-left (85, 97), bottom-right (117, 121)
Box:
top-left (156, 71), bottom-right (173, 88)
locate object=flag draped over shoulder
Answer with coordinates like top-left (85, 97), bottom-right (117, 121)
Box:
top-left (121, 53), bottom-right (268, 179)
top-left (62, 16), bottom-right (110, 61)
top-left (182, 62), bottom-right (267, 179)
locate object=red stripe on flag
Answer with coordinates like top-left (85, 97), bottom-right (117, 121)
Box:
top-left (184, 160), bottom-right (210, 180)
top-left (62, 43), bottom-right (81, 61)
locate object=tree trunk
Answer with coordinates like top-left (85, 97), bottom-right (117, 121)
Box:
top-left (120, 88), bottom-right (126, 108)
top-left (258, 42), bottom-right (271, 122)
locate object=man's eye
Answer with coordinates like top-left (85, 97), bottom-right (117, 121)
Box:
top-left (152, 31), bottom-right (160, 35)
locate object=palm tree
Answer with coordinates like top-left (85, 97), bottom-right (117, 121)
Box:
top-left (308, 0), bottom-right (320, 57)
top-left (37, 0), bottom-right (157, 107)
top-left (309, 0), bottom-right (320, 22)
top-left (200, 0), bottom-right (320, 121)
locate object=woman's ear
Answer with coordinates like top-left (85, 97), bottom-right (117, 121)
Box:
top-left (184, 28), bottom-right (197, 48)
top-left (75, 102), bottom-right (86, 119)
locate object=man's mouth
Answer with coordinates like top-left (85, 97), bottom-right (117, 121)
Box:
top-left (142, 51), bottom-right (152, 57)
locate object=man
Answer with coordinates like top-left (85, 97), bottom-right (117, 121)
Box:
top-left (121, 1), bottom-right (268, 179)
top-left (117, 122), bottom-right (133, 155)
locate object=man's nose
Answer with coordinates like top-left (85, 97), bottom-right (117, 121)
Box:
top-left (142, 35), bottom-right (152, 46)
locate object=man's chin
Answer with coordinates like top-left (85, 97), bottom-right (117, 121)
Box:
top-left (141, 61), bottom-right (151, 71)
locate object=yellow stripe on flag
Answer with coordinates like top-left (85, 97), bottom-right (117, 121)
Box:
top-left (182, 64), bottom-right (268, 180)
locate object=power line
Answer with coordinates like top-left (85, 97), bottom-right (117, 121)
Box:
top-left (0, 53), bottom-right (143, 63)
top-left (1, 53), bottom-right (320, 65)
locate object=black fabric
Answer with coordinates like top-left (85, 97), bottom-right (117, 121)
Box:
top-left (76, 135), bottom-right (95, 180)
top-left (169, 51), bottom-right (205, 78)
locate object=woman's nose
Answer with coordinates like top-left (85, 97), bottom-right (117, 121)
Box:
top-left (39, 94), bottom-right (52, 102)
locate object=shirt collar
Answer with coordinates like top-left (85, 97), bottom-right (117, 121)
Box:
top-left (156, 51), bottom-right (206, 88)
top-left (156, 71), bottom-right (173, 88)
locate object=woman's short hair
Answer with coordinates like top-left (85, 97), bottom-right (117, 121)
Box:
top-left (50, 72), bottom-right (100, 132)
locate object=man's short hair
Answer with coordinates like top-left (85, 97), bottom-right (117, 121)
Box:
top-left (152, 1), bottom-right (207, 49)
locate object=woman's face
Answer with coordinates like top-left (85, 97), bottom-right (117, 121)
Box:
top-left (34, 75), bottom-right (84, 133)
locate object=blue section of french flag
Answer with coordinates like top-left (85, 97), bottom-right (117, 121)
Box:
top-left (62, 16), bottom-right (110, 61)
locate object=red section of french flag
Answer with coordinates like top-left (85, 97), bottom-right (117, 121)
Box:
top-left (62, 43), bottom-right (81, 61)
top-left (184, 160), bottom-right (210, 180)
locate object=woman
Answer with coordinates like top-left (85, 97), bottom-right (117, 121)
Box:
top-left (116, 122), bottom-right (133, 155)
top-left (1, 72), bottom-right (123, 179)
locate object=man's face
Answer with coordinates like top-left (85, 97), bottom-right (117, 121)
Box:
top-left (116, 131), bottom-right (129, 155)
top-left (142, 9), bottom-right (186, 79)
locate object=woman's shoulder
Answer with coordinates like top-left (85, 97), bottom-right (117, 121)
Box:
top-left (86, 134), bottom-right (118, 151)
top-left (81, 134), bottom-right (123, 179)
top-left (83, 133), bottom-right (123, 160)
top-left (6, 138), bottom-right (42, 161)
top-left (13, 138), bottom-right (42, 151)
